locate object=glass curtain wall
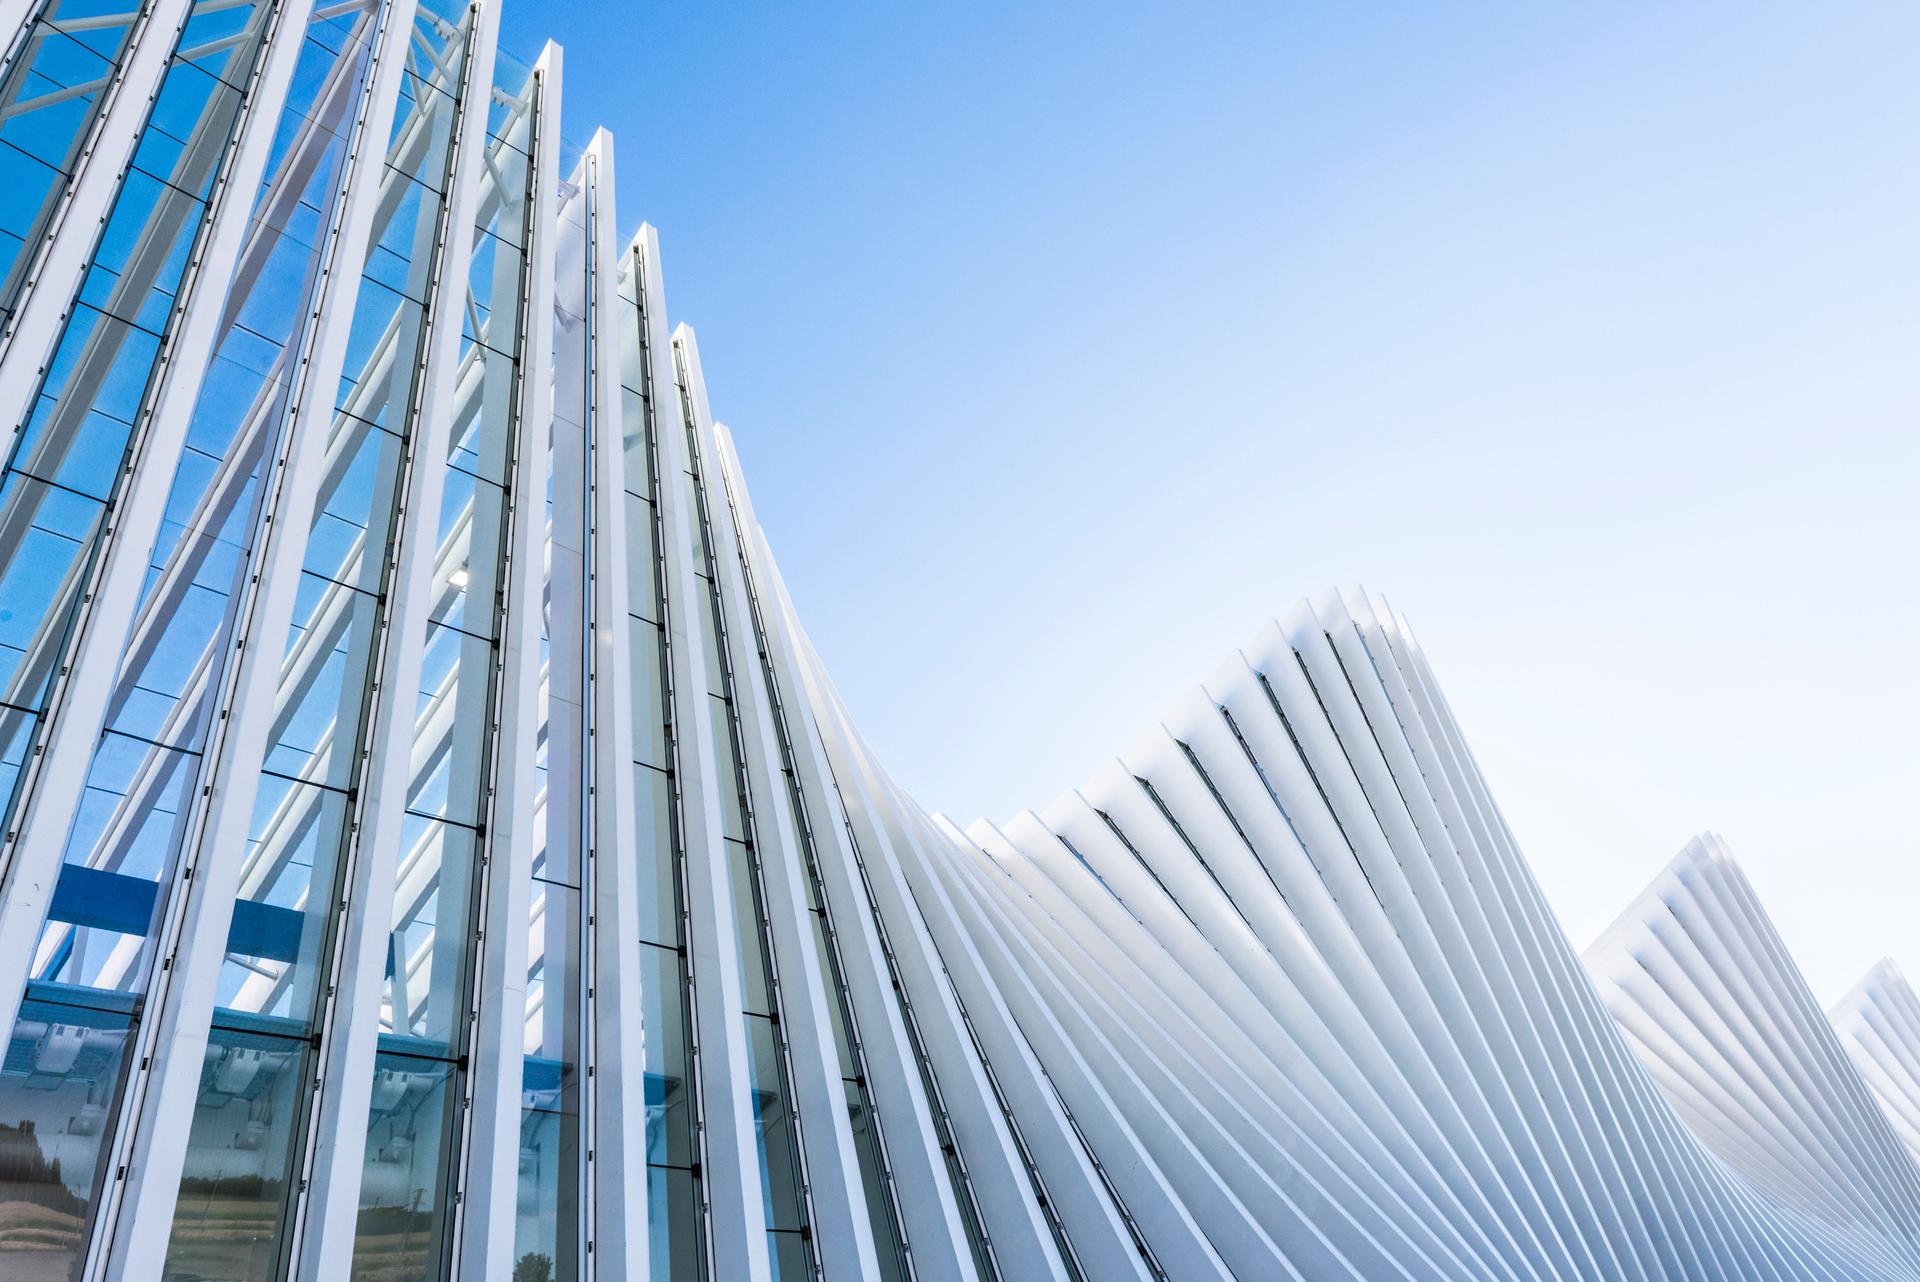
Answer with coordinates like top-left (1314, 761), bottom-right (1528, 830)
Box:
top-left (0, 0), bottom-right (279, 860)
top-left (150, 3), bottom-right (476, 1277)
top-left (0, 0), bottom-right (324, 1276)
top-left (344, 40), bottom-right (538, 1282)
top-left (515, 426), bottom-right (579, 1265)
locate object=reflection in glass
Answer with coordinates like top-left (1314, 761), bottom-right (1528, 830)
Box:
top-left (0, 995), bottom-right (133, 1281)
top-left (162, 1026), bottom-right (308, 1282)
top-left (352, 1052), bottom-right (455, 1282)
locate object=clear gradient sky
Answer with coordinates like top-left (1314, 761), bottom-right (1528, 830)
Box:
top-left (501, 2), bottom-right (1920, 1003)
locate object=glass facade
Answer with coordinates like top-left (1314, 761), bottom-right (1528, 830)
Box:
top-left (0, 0), bottom-right (307, 1275)
top-left (158, 4), bottom-right (479, 1278)
top-left (0, 0), bottom-right (1037, 1277)
top-left (345, 38), bottom-right (537, 1282)
top-left (5, 0), bottom-right (1911, 1273)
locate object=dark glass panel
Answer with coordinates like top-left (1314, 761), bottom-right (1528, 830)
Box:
top-left (728, 842), bottom-right (772, 1019)
top-left (846, 1079), bottom-right (908, 1282)
top-left (625, 618), bottom-right (666, 768)
top-left (709, 696), bottom-right (747, 842)
top-left (767, 1228), bottom-right (811, 1282)
top-left (517, 874), bottom-right (579, 1278)
top-left (622, 488), bottom-right (660, 625)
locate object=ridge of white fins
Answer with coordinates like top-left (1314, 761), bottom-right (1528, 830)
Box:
top-left (1834, 963), bottom-right (1920, 1168)
top-left (793, 581), bottom-right (1920, 1282)
top-left (1585, 837), bottom-right (1920, 1278)
top-left (0, 0), bottom-right (1911, 1272)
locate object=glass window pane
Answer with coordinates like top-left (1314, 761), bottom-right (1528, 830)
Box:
top-left (134, 60), bottom-right (245, 201)
top-left (428, 468), bottom-right (507, 641)
top-left (261, 574), bottom-right (380, 790)
top-left (747, 1015), bottom-right (804, 1232)
top-left (381, 815), bottom-right (477, 1051)
top-left (729, 843), bottom-right (771, 1019)
top-left (34, 733), bottom-right (197, 996)
top-left (646, 1164), bottom-right (703, 1282)
top-left (0, 706), bottom-right (39, 830)
top-left (406, 621), bottom-right (497, 827)
top-left (631, 763), bottom-right (675, 946)
top-left (0, 475), bottom-right (106, 711)
top-left (78, 169), bottom-right (204, 333)
top-left (622, 488), bottom-right (659, 625)
top-left (217, 775), bottom-right (352, 1026)
top-left (0, 993), bottom-right (134, 1278)
top-left (639, 942), bottom-right (691, 1168)
top-left (847, 1078), bottom-right (908, 1282)
top-left (626, 618), bottom-right (666, 770)
top-left (304, 419), bottom-right (405, 592)
top-left (351, 1051), bottom-right (455, 1282)
top-left (767, 1228), bottom-right (811, 1282)
top-left (446, 345), bottom-right (519, 489)
top-left (15, 304), bottom-right (162, 498)
top-left (161, 1026), bottom-right (309, 1282)
top-left (709, 697), bottom-right (747, 843)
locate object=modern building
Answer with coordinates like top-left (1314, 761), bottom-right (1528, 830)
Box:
top-left (0, 1), bottom-right (1912, 1280)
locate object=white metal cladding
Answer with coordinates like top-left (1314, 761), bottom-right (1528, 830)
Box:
top-left (0, 5), bottom-right (1914, 1281)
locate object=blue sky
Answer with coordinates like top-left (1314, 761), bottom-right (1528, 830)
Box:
top-left (503, 2), bottom-right (1920, 1001)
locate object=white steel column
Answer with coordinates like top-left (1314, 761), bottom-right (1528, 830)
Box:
top-left (544, 125), bottom-right (589, 1282)
top-left (0, 0), bottom-right (320, 1043)
top-left (656, 318), bottom-right (773, 1281)
top-left (286, 2), bottom-right (501, 1274)
top-left (453, 37), bottom-right (562, 1282)
top-left (578, 128), bottom-right (651, 1282)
